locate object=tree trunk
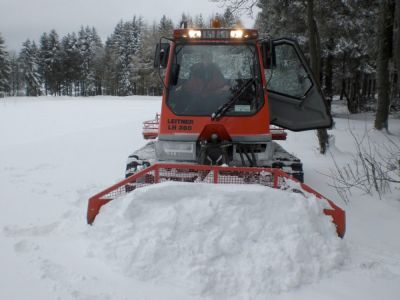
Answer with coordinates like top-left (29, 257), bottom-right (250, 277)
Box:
top-left (324, 38), bottom-right (334, 101)
top-left (307, 0), bottom-right (319, 81)
top-left (374, 0), bottom-right (395, 130)
top-left (349, 73), bottom-right (361, 113)
top-left (307, 0), bottom-right (329, 154)
top-left (394, 0), bottom-right (400, 95)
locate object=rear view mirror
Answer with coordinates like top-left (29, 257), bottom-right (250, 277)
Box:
top-left (154, 42), bottom-right (170, 69)
top-left (261, 40), bottom-right (276, 69)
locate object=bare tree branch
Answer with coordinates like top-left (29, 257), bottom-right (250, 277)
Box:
top-left (325, 123), bottom-right (400, 202)
top-left (210, 0), bottom-right (258, 16)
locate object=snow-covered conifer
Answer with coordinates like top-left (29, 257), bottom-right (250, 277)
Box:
top-left (60, 33), bottom-right (81, 95)
top-left (19, 39), bottom-right (41, 96)
top-left (38, 30), bottom-right (62, 95)
top-left (193, 14), bottom-right (206, 28)
top-left (78, 26), bottom-right (103, 96)
top-left (222, 8), bottom-right (238, 27)
top-left (159, 15), bottom-right (174, 37)
top-left (0, 33), bottom-right (11, 95)
top-left (105, 17), bottom-right (143, 96)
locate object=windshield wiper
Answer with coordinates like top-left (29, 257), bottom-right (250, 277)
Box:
top-left (211, 78), bottom-right (255, 121)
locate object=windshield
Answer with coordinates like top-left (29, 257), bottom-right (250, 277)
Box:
top-left (167, 44), bottom-right (263, 116)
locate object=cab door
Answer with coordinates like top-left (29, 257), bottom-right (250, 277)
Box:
top-left (263, 38), bottom-right (332, 131)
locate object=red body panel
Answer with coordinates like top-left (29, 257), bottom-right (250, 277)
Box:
top-left (142, 114), bottom-right (287, 140)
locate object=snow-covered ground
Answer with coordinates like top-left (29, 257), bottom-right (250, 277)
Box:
top-left (1, 96), bottom-right (399, 300)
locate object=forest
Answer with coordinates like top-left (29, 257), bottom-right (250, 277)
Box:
top-left (0, 1), bottom-right (399, 125)
top-left (0, 11), bottom-right (239, 98)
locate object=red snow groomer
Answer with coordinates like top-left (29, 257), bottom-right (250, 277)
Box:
top-left (87, 22), bottom-right (345, 238)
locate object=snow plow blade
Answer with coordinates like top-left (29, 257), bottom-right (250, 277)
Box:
top-left (87, 163), bottom-right (345, 238)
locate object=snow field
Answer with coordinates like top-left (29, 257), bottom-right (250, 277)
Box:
top-left (1, 96), bottom-right (400, 300)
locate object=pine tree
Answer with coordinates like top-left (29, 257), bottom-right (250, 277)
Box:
top-left (78, 26), bottom-right (103, 96)
top-left (116, 21), bottom-right (135, 95)
top-left (0, 33), bottom-right (11, 96)
top-left (38, 30), bottom-right (62, 95)
top-left (48, 30), bottom-right (63, 95)
top-left (19, 39), bottom-right (41, 96)
top-left (106, 17), bottom-right (143, 96)
top-left (135, 22), bottom-right (163, 95)
top-left (193, 14), bottom-right (206, 28)
top-left (60, 33), bottom-right (81, 95)
top-left (38, 33), bottom-right (49, 94)
top-left (9, 52), bottom-right (23, 96)
top-left (317, 0), bottom-right (378, 112)
top-left (159, 15), bottom-right (174, 38)
top-left (102, 38), bottom-right (119, 95)
top-left (255, 0), bottom-right (307, 42)
top-left (180, 13), bottom-right (193, 28)
top-left (129, 16), bottom-right (144, 95)
top-left (222, 8), bottom-right (238, 27)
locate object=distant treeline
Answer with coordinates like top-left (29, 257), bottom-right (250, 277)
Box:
top-left (0, 1), bottom-right (399, 117)
top-left (0, 10), bottom-right (239, 97)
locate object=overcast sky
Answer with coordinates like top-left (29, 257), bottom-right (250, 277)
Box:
top-left (0, 0), bottom-right (257, 51)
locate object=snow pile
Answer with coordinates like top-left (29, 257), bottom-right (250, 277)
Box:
top-left (89, 182), bottom-right (345, 299)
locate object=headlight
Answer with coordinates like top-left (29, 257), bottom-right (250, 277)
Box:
top-left (156, 141), bottom-right (196, 161)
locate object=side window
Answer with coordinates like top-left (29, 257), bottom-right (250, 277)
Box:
top-left (265, 43), bottom-right (312, 99)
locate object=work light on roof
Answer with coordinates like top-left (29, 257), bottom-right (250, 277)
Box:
top-left (188, 30), bottom-right (202, 38)
top-left (230, 30), bottom-right (244, 39)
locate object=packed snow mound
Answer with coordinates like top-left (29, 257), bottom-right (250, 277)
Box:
top-left (89, 182), bottom-right (346, 299)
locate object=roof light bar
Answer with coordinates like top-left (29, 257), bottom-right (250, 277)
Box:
top-left (173, 29), bottom-right (258, 40)
top-left (230, 30), bottom-right (244, 39)
top-left (188, 30), bottom-right (202, 38)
